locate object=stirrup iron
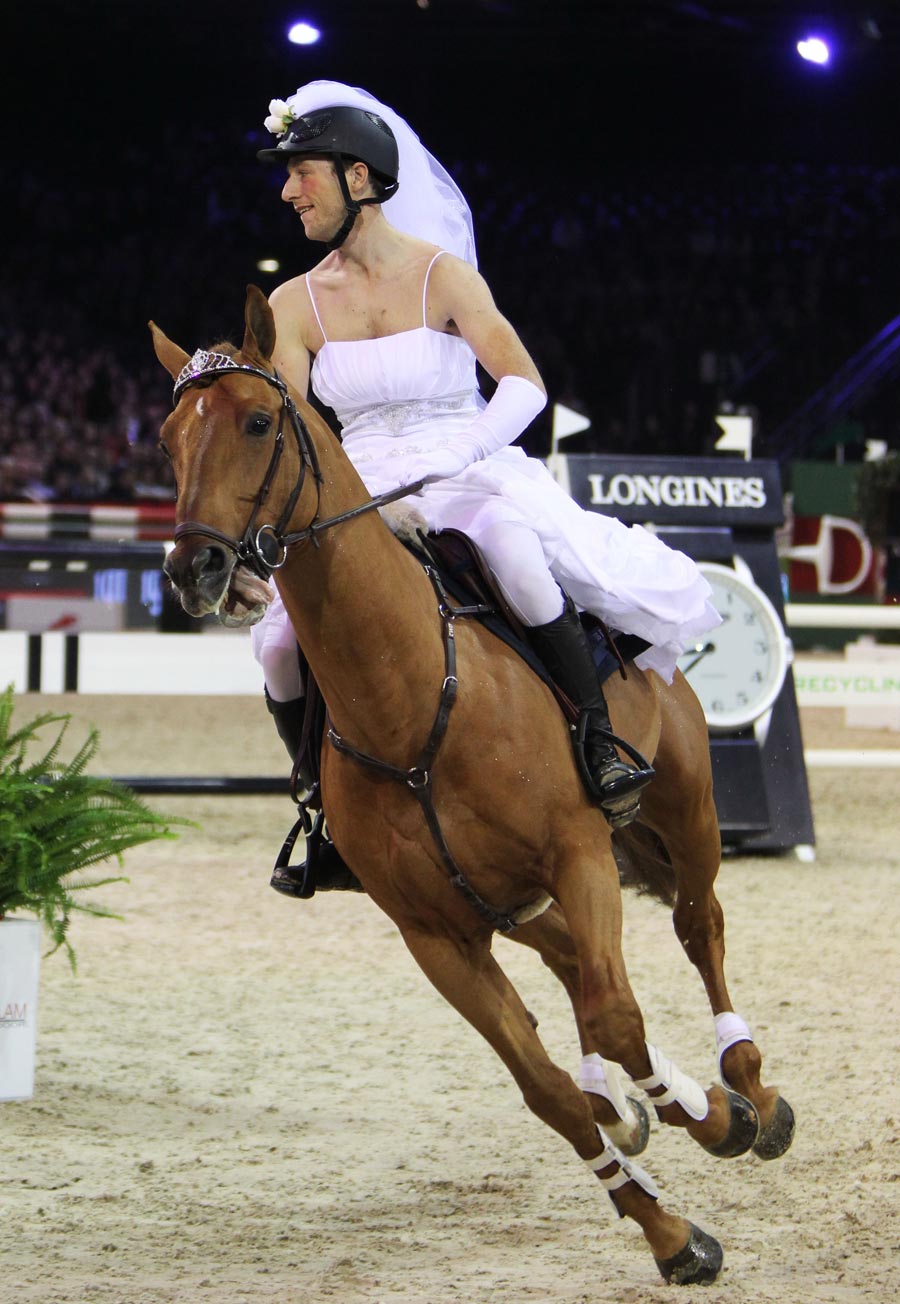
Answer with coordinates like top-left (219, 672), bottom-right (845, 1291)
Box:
top-left (574, 715), bottom-right (655, 826)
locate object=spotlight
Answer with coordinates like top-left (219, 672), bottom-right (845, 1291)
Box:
top-left (288, 21), bottom-right (321, 46)
top-left (257, 259), bottom-right (281, 274)
top-left (796, 36), bottom-right (830, 65)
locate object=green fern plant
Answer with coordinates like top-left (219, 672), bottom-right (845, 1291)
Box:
top-left (0, 684), bottom-right (185, 969)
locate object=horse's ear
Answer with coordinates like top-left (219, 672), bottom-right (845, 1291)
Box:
top-left (242, 284), bottom-right (276, 364)
top-left (149, 322), bottom-right (190, 381)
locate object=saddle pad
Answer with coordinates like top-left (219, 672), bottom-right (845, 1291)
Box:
top-left (412, 528), bottom-right (650, 694)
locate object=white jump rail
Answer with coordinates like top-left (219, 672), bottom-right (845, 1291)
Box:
top-left (0, 629), bottom-right (263, 695)
top-left (785, 603), bottom-right (900, 628)
top-left (785, 602), bottom-right (900, 763)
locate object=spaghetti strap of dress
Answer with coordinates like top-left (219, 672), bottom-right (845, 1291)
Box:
top-left (306, 275), bottom-right (329, 343)
top-left (421, 250), bottom-right (448, 327)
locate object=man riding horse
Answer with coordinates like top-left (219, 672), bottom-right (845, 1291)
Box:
top-left (248, 81), bottom-right (720, 846)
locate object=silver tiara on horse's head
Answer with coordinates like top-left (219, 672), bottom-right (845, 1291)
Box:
top-left (173, 348), bottom-right (273, 403)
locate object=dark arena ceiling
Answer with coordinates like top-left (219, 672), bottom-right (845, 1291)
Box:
top-left (6, 1), bottom-right (899, 167)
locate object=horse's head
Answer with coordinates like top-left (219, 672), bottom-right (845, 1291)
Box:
top-left (150, 286), bottom-right (319, 623)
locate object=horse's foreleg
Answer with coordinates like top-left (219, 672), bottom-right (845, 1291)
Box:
top-left (399, 924), bottom-right (714, 1279)
top-left (401, 923), bottom-right (603, 1150)
top-left (510, 905), bottom-right (651, 1155)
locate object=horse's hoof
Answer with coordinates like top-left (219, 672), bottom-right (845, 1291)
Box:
top-left (655, 1222), bottom-right (724, 1285)
top-left (753, 1095), bottom-right (795, 1160)
top-left (616, 1096), bottom-right (652, 1157)
top-left (703, 1088), bottom-right (759, 1158)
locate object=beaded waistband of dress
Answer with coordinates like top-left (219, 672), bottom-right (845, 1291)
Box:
top-left (339, 392), bottom-right (475, 435)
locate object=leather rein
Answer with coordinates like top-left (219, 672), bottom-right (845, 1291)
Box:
top-left (171, 359), bottom-right (522, 934)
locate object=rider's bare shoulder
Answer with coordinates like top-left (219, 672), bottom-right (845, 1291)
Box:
top-left (269, 273), bottom-right (318, 349)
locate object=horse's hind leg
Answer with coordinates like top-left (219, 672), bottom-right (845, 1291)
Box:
top-left (671, 831), bottom-right (794, 1159)
top-left (399, 923), bottom-right (722, 1283)
top-left (640, 682), bottom-right (795, 1159)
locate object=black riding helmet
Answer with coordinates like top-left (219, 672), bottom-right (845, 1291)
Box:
top-left (258, 105), bottom-right (399, 249)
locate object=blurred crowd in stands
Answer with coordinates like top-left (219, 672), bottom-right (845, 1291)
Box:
top-left (3, 121), bottom-right (899, 503)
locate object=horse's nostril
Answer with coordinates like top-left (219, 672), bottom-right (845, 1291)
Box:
top-left (192, 545), bottom-right (229, 583)
top-left (163, 552), bottom-right (184, 588)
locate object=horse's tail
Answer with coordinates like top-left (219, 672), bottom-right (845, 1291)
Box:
top-left (613, 822), bottom-right (677, 908)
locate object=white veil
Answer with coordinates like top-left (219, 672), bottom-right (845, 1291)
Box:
top-left (274, 80), bottom-right (478, 268)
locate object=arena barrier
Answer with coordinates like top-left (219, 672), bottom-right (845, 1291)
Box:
top-left (0, 629), bottom-right (261, 694)
top-left (8, 618), bottom-right (893, 700)
top-left (0, 502), bottom-right (175, 542)
top-left (3, 609), bottom-right (900, 798)
top-left (0, 629), bottom-right (282, 797)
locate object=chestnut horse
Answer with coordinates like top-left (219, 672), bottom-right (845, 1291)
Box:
top-left (152, 287), bottom-right (793, 1286)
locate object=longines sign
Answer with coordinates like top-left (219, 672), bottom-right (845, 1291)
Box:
top-left (558, 456), bottom-right (784, 528)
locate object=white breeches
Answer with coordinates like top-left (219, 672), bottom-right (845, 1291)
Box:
top-left (250, 599), bottom-right (302, 702)
top-left (473, 520), bottom-right (565, 626)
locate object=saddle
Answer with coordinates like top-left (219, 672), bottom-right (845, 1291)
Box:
top-left (270, 528), bottom-right (651, 901)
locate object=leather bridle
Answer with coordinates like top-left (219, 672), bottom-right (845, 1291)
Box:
top-left (171, 360), bottom-right (420, 580)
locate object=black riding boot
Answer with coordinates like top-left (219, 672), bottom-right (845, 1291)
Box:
top-left (264, 690), bottom-right (363, 894)
top-left (265, 690), bottom-right (314, 793)
top-left (528, 597), bottom-right (655, 827)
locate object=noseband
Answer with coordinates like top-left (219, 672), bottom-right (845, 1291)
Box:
top-left (171, 351), bottom-right (420, 580)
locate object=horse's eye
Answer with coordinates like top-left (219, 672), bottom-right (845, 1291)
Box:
top-left (248, 413), bottom-right (273, 437)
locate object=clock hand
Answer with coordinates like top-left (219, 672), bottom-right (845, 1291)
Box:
top-left (681, 641), bottom-right (716, 675)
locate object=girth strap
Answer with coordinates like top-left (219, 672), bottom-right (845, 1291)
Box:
top-left (326, 567), bottom-right (520, 934)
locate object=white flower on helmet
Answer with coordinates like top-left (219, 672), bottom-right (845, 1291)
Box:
top-left (264, 99), bottom-right (295, 137)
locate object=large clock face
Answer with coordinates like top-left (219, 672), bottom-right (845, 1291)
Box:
top-left (677, 562), bottom-right (791, 731)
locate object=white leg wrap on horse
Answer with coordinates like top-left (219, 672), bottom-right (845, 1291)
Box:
top-left (714, 1011), bottom-right (754, 1089)
top-left (583, 1126), bottom-right (659, 1206)
top-left (634, 1043), bottom-right (709, 1121)
top-left (578, 1053), bottom-right (631, 1122)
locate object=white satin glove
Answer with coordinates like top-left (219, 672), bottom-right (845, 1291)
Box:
top-left (356, 466), bottom-right (398, 500)
top-left (397, 375), bottom-right (547, 490)
top-left (398, 441), bottom-right (477, 488)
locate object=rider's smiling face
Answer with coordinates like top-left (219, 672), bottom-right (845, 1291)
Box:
top-left (281, 155), bottom-right (344, 240)
top-left (282, 155), bottom-right (377, 244)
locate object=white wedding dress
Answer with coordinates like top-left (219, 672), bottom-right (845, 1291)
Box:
top-left (253, 273), bottom-right (720, 689)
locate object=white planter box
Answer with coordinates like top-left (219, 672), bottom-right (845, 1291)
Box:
top-left (0, 919), bottom-right (42, 1101)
